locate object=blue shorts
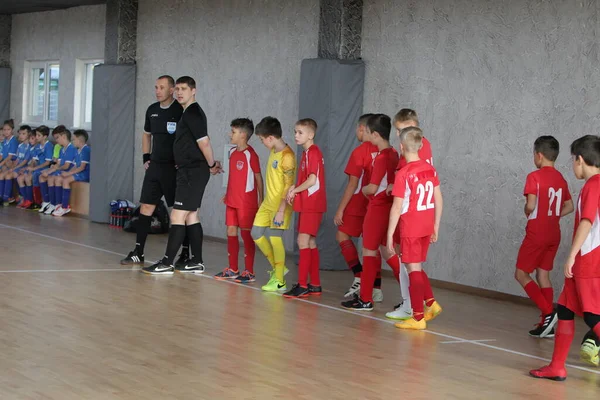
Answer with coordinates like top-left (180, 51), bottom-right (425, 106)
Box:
top-left (73, 172), bottom-right (89, 182)
top-left (32, 170), bottom-right (42, 186)
top-left (13, 166), bottom-right (26, 174)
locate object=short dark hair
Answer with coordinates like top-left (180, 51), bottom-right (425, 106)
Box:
top-left (3, 119), bottom-right (14, 129)
top-left (52, 125), bottom-right (71, 141)
top-left (571, 135), bottom-right (600, 168)
top-left (231, 118), bottom-right (254, 140)
top-left (19, 125), bottom-right (32, 134)
top-left (358, 113), bottom-right (373, 126)
top-left (73, 129), bottom-right (89, 143)
top-left (36, 125), bottom-right (50, 136)
top-left (367, 114), bottom-right (392, 141)
top-left (255, 116), bottom-right (282, 138)
top-left (176, 76), bottom-right (196, 90)
top-left (533, 136), bottom-right (560, 162)
top-left (157, 75), bottom-right (175, 87)
top-left (393, 109), bottom-right (419, 126)
top-left (296, 118), bottom-right (318, 133)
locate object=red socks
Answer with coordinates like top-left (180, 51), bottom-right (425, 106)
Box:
top-left (541, 287), bottom-right (554, 308)
top-left (386, 255), bottom-right (400, 283)
top-left (227, 235), bottom-right (240, 272)
top-left (240, 230), bottom-right (255, 273)
top-left (359, 256), bottom-right (378, 303)
top-left (409, 271), bottom-right (425, 321)
top-left (340, 240), bottom-right (360, 277)
top-left (310, 248), bottom-right (321, 286)
top-left (550, 319), bottom-right (575, 369)
top-left (524, 281), bottom-right (553, 315)
top-left (33, 186), bottom-right (42, 205)
top-left (298, 249), bottom-right (312, 288)
top-left (422, 270), bottom-right (435, 306)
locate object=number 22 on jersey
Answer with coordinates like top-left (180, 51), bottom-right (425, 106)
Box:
top-left (417, 181), bottom-right (435, 211)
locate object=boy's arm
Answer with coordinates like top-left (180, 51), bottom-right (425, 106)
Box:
top-left (63, 164), bottom-right (86, 176)
top-left (291, 174), bottom-right (317, 194)
top-left (33, 161), bottom-right (51, 171)
top-left (255, 172), bottom-right (264, 204)
top-left (432, 186), bottom-right (443, 243)
top-left (561, 199), bottom-right (574, 217)
top-left (335, 175), bottom-right (359, 225)
top-left (386, 196), bottom-right (404, 253)
top-left (274, 154), bottom-right (295, 223)
top-left (564, 219), bottom-right (592, 278)
top-left (524, 194), bottom-right (536, 217)
top-left (362, 183), bottom-right (378, 197)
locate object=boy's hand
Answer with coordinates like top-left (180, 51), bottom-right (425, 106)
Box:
top-left (286, 185), bottom-right (296, 204)
top-left (386, 235), bottom-right (395, 254)
top-left (564, 255), bottom-right (575, 278)
top-left (386, 183), bottom-right (393, 196)
top-left (361, 186), bottom-right (368, 197)
top-left (333, 210), bottom-right (344, 226)
top-left (221, 194), bottom-right (226, 204)
top-left (431, 227), bottom-right (439, 243)
top-left (61, 171), bottom-right (69, 178)
top-left (273, 211), bottom-right (285, 227)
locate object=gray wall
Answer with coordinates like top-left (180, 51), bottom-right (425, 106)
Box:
top-left (135, 0), bottom-right (320, 248)
top-left (9, 5), bottom-right (106, 126)
top-left (363, 0), bottom-right (600, 296)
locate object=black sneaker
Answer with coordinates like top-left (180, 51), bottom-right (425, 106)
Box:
top-left (175, 252), bottom-right (190, 269)
top-left (308, 284), bottom-right (322, 296)
top-left (142, 261), bottom-right (174, 275)
top-left (283, 284), bottom-right (310, 298)
top-left (120, 248), bottom-right (144, 265)
top-left (341, 296), bottom-right (374, 311)
top-left (175, 259), bottom-right (205, 274)
top-left (546, 328), bottom-right (555, 338)
top-left (529, 312), bottom-right (557, 338)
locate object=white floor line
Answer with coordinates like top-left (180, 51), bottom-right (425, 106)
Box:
top-left (2, 222), bottom-right (600, 376)
top-left (440, 339), bottom-right (497, 344)
top-left (0, 268), bottom-right (140, 273)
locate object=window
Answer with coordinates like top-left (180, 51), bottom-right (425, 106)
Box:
top-left (24, 61), bottom-right (60, 125)
top-left (74, 59), bottom-right (103, 130)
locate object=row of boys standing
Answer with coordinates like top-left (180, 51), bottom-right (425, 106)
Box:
top-left (216, 109), bottom-right (443, 330)
top-left (0, 120), bottom-right (90, 216)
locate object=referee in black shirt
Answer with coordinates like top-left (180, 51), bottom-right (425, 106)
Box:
top-left (143, 76), bottom-right (222, 274)
top-left (121, 75), bottom-right (192, 267)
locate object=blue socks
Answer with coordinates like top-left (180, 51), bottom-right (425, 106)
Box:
top-left (41, 181), bottom-right (49, 202)
top-left (62, 188), bottom-right (71, 209)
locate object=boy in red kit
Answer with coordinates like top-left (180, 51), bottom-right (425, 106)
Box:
top-left (394, 109), bottom-right (433, 168)
top-left (515, 136), bottom-right (573, 338)
top-left (341, 114), bottom-right (401, 311)
top-left (215, 118), bottom-right (263, 283)
top-left (386, 127), bottom-right (443, 330)
top-left (530, 135), bottom-right (600, 381)
top-left (334, 114), bottom-right (384, 301)
top-left (284, 118), bottom-right (326, 298)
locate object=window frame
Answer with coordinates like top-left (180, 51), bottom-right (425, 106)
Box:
top-left (74, 59), bottom-right (103, 131)
top-left (23, 60), bottom-right (60, 126)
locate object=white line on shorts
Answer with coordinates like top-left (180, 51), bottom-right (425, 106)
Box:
top-left (1, 222), bottom-right (599, 376)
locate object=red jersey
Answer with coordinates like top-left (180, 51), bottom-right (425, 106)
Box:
top-left (393, 160), bottom-right (440, 237)
top-left (368, 147), bottom-right (399, 207)
top-left (344, 141), bottom-right (379, 216)
top-left (224, 146), bottom-right (261, 210)
top-left (398, 136), bottom-right (433, 170)
top-left (294, 144), bottom-right (327, 213)
top-left (573, 174), bottom-right (600, 278)
top-left (524, 167), bottom-right (571, 245)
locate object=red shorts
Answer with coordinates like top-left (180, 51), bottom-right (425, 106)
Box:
top-left (558, 277), bottom-right (600, 316)
top-left (400, 236), bottom-right (431, 263)
top-left (225, 206), bottom-right (257, 230)
top-left (338, 213), bottom-right (364, 238)
top-left (297, 212), bottom-right (323, 236)
top-left (362, 204), bottom-right (393, 250)
top-left (515, 237), bottom-right (558, 273)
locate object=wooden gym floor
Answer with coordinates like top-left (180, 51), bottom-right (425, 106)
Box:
top-left (1, 209), bottom-right (599, 399)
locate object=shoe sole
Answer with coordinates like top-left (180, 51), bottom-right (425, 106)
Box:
top-left (283, 293), bottom-right (309, 299)
top-left (176, 269), bottom-right (205, 274)
top-left (235, 279), bottom-right (256, 283)
top-left (580, 349), bottom-right (600, 367)
top-left (308, 292), bottom-right (322, 296)
top-left (386, 314), bottom-right (413, 321)
top-left (142, 270), bottom-right (174, 275)
top-left (120, 260), bottom-right (144, 265)
top-left (529, 372), bottom-right (566, 381)
top-left (341, 305), bottom-right (373, 311)
top-left (395, 323), bottom-right (426, 330)
top-left (214, 276), bottom-right (239, 280)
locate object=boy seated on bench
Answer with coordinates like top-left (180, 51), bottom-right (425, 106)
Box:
top-left (53, 129), bottom-right (90, 217)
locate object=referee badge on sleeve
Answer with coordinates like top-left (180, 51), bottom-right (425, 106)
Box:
top-left (167, 122), bottom-right (177, 134)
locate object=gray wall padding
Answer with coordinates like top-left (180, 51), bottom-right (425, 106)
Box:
top-left (298, 58), bottom-right (365, 270)
top-left (90, 64), bottom-right (136, 223)
top-left (0, 68), bottom-right (11, 122)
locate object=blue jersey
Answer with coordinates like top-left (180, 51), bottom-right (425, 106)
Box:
top-left (40, 141), bottom-right (54, 164)
top-left (30, 144), bottom-right (43, 162)
top-left (75, 145), bottom-right (91, 170)
top-left (16, 142), bottom-right (30, 163)
top-left (59, 143), bottom-right (78, 170)
top-left (2, 136), bottom-right (17, 160)
top-left (0, 139), bottom-right (3, 158)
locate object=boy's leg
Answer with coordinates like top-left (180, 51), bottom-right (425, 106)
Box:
top-left (357, 248), bottom-right (378, 304)
top-left (536, 268), bottom-right (554, 308)
top-left (283, 231), bottom-right (311, 298)
top-left (395, 263), bottom-right (426, 330)
top-left (39, 173), bottom-right (50, 204)
top-left (337, 221), bottom-right (362, 277)
top-left (227, 225), bottom-right (240, 272)
top-left (516, 239), bottom-right (554, 315)
top-left (61, 176), bottom-right (74, 208)
top-left (47, 175), bottom-right (56, 205)
top-left (251, 206), bottom-right (275, 268)
top-left (309, 235), bottom-right (321, 288)
top-left (3, 171), bottom-right (13, 200)
top-left (241, 229), bottom-right (255, 274)
top-left (268, 229), bottom-right (286, 283)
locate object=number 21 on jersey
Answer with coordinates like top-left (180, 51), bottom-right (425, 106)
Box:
top-left (417, 181), bottom-right (435, 211)
top-left (548, 187), bottom-right (562, 216)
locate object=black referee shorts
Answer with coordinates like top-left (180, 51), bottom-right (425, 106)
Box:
top-left (173, 164), bottom-right (210, 211)
top-left (139, 162), bottom-right (177, 207)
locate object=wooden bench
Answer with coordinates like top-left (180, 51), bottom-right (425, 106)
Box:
top-left (70, 182), bottom-right (89, 216)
